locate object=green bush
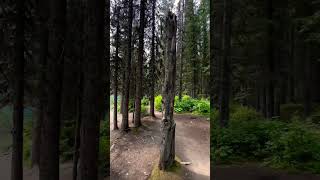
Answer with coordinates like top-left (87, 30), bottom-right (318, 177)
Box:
top-left (141, 105), bottom-right (148, 116)
top-left (212, 105), bottom-right (320, 173)
top-left (280, 104), bottom-right (304, 121)
top-left (142, 97), bottom-right (149, 106)
top-left (193, 99), bottom-right (210, 116)
top-left (230, 105), bottom-right (262, 122)
top-left (155, 95), bottom-right (162, 111)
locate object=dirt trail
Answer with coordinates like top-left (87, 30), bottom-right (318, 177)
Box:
top-left (213, 165), bottom-right (320, 180)
top-left (110, 111), bottom-right (210, 180)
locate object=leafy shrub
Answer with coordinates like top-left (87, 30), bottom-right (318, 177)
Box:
top-left (212, 105), bottom-right (320, 173)
top-left (142, 97), bottom-right (149, 106)
top-left (193, 99), bottom-right (210, 116)
top-left (280, 104), bottom-right (304, 122)
top-left (230, 105), bottom-right (262, 122)
top-left (141, 105), bottom-right (148, 116)
top-left (155, 95), bottom-right (162, 111)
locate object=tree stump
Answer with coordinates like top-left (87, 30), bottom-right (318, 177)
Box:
top-left (159, 11), bottom-right (177, 170)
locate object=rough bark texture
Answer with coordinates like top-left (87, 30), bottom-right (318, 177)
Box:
top-left (149, 0), bottom-right (156, 117)
top-left (39, 0), bottom-right (65, 179)
top-left (121, 0), bottom-right (134, 131)
top-left (11, 0), bottom-right (24, 178)
top-left (219, 0), bottom-right (231, 128)
top-left (77, 0), bottom-right (106, 179)
top-left (159, 11), bottom-right (177, 170)
top-left (134, 0), bottom-right (146, 127)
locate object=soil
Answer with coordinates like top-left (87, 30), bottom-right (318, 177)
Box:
top-left (110, 111), bottom-right (210, 180)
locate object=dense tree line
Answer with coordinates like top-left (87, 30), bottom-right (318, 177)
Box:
top-left (211, 0), bottom-right (320, 126)
top-left (1, 0), bottom-right (110, 179)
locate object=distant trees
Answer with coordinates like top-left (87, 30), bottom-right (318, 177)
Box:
top-left (210, 0), bottom-right (320, 126)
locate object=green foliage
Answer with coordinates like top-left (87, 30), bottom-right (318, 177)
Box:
top-left (155, 95), bottom-right (162, 111)
top-left (141, 105), bottom-right (148, 116)
top-left (212, 105), bottom-right (320, 173)
top-left (141, 97), bottom-right (149, 106)
top-left (280, 104), bottom-right (304, 122)
top-left (154, 95), bottom-right (210, 116)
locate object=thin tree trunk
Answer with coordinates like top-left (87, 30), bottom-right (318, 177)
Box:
top-left (219, 0), bottom-right (231, 128)
top-left (121, 0), bottom-right (134, 131)
top-left (39, 0), bottom-right (65, 179)
top-left (114, 6), bottom-right (120, 130)
top-left (134, 0), bottom-right (146, 127)
top-left (149, 0), bottom-right (156, 117)
top-left (159, 12), bottom-right (177, 170)
top-left (11, 0), bottom-right (24, 178)
top-left (266, 0), bottom-right (274, 119)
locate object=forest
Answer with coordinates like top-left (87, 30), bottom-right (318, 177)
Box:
top-left (211, 0), bottom-right (320, 179)
top-left (1, 0), bottom-right (110, 179)
top-left (109, 0), bottom-right (210, 179)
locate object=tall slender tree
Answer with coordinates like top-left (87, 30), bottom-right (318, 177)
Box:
top-left (134, 0), bottom-right (146, 127)
top-left (39, 0), bottom-right (66, 179)
top-left (11, 0), bottom-right (24, 178)
top-left (149, 0), bottom-right (157, 117)
top-left (219, 0), bottom-right (232, 127)
top-left (78, 0), bottom-right (106, 179)
top-left (114, 6), bottom-right (121, 130)
top-left (121, 0), bottom-right (134, 131)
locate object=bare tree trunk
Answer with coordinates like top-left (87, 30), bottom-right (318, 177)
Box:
top-left (159, 12), bottom-right (177, 170)
top-left (11, 0), bottom-right (24, 178)
top-left (39, 0), bottom-right (65, 179)
top-left (78, 0), bottom-right (106, 179)
top-left (149, 0), bottom-right (156, 117)
top-left (219, 0), bottom-right (231, 128)
top-left (31, 0), bottom-right (48, 167)
top-left (114, 6), bottom-right (121, 130)
top-left (121, 0), bottom-right (134, 131)
top-left (134, 0), bottom-right (146, 127)
top-left (211, 0), bottom-right (223, 111)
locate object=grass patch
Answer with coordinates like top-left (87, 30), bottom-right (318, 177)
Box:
top-left (150, 157), bottom-right (182, 180)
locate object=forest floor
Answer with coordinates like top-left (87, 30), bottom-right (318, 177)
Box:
top-left (213, 164), bottom-right (320, 180)
top-left (110, 111), bottom-right (210, 180)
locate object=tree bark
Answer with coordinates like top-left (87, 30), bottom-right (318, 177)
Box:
top-left (149, 0), bottom-right (156, 117)
top-left (78, 0), bottom-right (106, 179)
top-left (211, 0), bottom-right (223, 112)
top-left (121, 0), bottom-right (134, 131)
top-left (159, 11), bottom-right (177, 170)
top-left (219, 0), bottom-right (231, 128)
top-left (11, 0), bottom-right (24, 178)
top-left (134, 0), bottom-right (146, 127)
top-left (31, 0), bottom-right (48, 167)
top-left (39, 0), bottom-right (65, 179)
top-left (114, 6), bottom-right (120, 130)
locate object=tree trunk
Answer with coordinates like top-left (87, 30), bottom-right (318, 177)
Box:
top-left (31, 0), bottom-right (48, 167)
top-left (265, 0), bottom-right (274, 119)
top-left (114, 6), bottom-right (120, 130)
top-left (39, 0), bottom-right (65, 179)
top-left (105, 0), bottom-right (110, 123)
top-left (149, 0), bottom-right (156, 117)
top-left (159, 12), bottom-right (177, 170)
top-left (121, 0), bottom-right (134, 131)
top-left (134, 0), bottom-right (146, 127)
top-left (219, 0), bottom-right (231, 128)
top-left (11, 0), bottom-right (24, 178)
top-left (211, 0), bottom-right (223, 112)
top-left (78, 0), bottom-right (106, 179)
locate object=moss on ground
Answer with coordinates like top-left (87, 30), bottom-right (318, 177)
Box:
top-left (149, 156), bottom-right (182, 180)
